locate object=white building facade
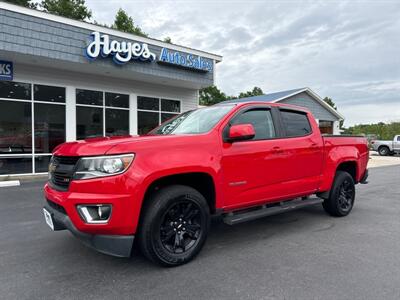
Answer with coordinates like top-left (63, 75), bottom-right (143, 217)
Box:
top-left (0, 2), bottom-right (222, 176)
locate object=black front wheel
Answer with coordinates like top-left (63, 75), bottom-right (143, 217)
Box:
top-left (323, 171), bottom-right (355, 217)
top-left (138, 185), bottom-right (210, 267)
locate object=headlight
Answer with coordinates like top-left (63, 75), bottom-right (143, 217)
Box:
top-left (73, 154), bottom-right (134, 180)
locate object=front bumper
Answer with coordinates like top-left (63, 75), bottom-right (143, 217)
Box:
top-left (43, 203), bottom-right (134, 257)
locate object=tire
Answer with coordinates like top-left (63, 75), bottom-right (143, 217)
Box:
top-left (378, 146), bottom-right (390, 156)
top-left (138, 185), bottom-right (210, 267)
top-left (323, 171), bottom-right (355, 217)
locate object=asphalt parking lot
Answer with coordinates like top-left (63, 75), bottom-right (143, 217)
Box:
top-left (1, 166), bottom-right (400, 300)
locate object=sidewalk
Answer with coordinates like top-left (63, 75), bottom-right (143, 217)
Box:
top-left (368, 151), bottom-right (400, 168)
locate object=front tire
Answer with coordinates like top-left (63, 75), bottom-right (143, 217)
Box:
top-left (323, 171), bottom-right (355, 217)
top-left (138, 185), bottom-right (210, 267)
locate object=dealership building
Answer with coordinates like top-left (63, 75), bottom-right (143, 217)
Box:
top-left (0, 2), bottom-right (343, 177)
top-left (0, 2), bottom-right (221, 176)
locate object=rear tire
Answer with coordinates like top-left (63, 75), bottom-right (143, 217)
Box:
top-left (138, 185), bottom-right (210, 267)
top-left (378, 146), bottom-right (390, 156)
top-left (323, 171), bottom-right (355, 217)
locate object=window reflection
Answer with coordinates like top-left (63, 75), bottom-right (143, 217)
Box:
top-left (0, 156), bottom-right (32, 174)
top-left (34, 103), bottom-right (66, 153)
top-left (35, 155), bottom-right (51, 173)
top-left (161, 99), bottom-right (180, 113)
top-left (34, 85), bottom-right (66, 103)
top-left (138, 111), bottom-right (159, 135)
top-left (76, 89), bottom-right (103, 106)
top-left (106, 109), bottom-right (129, 136)
top-left (0, 81), bottom-right (31, 100)
top-left (76, 106), bottom-right (103, 139)
top-left (0, 101), bottom-right (32, 154)
top-left (105, 92), bottom-right (129, 108)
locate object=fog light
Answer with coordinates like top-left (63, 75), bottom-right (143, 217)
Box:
top-left (77, 205), bottom-right (112, 224)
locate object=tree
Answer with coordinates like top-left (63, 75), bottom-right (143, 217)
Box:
top-left (112, 8), bottom-right (148, 37)
top-left (163, 37), bottom-right (172, 43)
top-left (237, 86), bottom-right (264, 99)
top-left (3, 0), bottom-right (37, 8)
top-left (199, 85), bottom-right (227, 106)
top-left (343, 122), bottom-right (400, 140)
top-left (323, 97), bottom-right (337, 110)
top-left (40, 0), bottom-right (92, 21)
top-left (323, 96), bottom-right (345, 128)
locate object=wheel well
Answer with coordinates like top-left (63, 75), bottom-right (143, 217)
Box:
top-left (143, 172), bottom-right (216, 214)
top-left (337, 161), bottom-right (357, 183)
top-left (378, 145), bottom-right (389, 151)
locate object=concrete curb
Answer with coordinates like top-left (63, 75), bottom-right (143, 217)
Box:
top-left (0, 180), bottom-right (20, 188)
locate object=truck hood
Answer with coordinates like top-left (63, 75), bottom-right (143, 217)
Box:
top-left (52, 135), bottom-right (199, 156)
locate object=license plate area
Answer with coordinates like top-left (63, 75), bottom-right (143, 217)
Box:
top-left (43, 208), bottom-right (54, 230)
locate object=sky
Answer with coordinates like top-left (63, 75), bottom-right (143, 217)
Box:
top-left (85, 0), bottom-right (400, 126)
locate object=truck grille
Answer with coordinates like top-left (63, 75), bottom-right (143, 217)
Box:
top-left (49, 156), bottom-right (80, 191)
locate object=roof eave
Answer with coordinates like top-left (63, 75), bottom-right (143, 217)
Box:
top-left (272, 87), bottom-right (344, 120)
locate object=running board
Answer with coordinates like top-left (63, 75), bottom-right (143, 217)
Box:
top-left (223, 197), bottom-right (324, 225)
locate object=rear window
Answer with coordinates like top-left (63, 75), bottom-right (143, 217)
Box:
top-left (280, 110), bottom-right (312, 137)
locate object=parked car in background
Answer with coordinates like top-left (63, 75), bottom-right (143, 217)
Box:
top-left (43, 101), bottom-right (369, 267)
top-left (371, 135), bottom-right (400, 156)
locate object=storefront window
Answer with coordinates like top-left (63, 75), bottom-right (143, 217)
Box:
top-left (0, 81), bottom-right (31, 100)
top-left (34, 103), bottom-right (66, 153)
top-left (138, 111), bottom-right (159, 135)
top-left (138, 97), bottom-right (159, 111)
top-left (76, 89), bottom-right (103, 106)
top-left (137, 96), bottom-right (181, 135)
top-left (34, 155), bottom-right (51, 173)
top-left (0, 100), bottom-right (32, 154)
top-left (0, 81), bottom-right (67, 175)
top-left (76, 89), bottom-right (129, 140)
top-left (105, 92), bottom-right (129, 108)
top-left (34, 85), bottom-right (66, 103)
top-left (161, 99), bottom-right (180, 113)
top-left (76, 106), bottom-right (103, 140)
top-left (106, 109), bottom-right (129, 136)
top-left (0, 156), bottom-right (32, 175)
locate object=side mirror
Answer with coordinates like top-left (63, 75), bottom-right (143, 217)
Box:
top-left (227, 124), bottom-right (255, 142)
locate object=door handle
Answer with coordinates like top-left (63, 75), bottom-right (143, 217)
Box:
top-left (272, 146), bottom-right (284, 154)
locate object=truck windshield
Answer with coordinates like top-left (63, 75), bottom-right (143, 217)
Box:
top-left (149, 105), bottom-right (234, 135)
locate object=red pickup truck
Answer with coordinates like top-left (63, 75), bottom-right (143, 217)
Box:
top-left (43, 101), bottom-right (369, 266)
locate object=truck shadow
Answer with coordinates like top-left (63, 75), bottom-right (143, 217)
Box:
top-left (56, 204), bottom-right (335, 273)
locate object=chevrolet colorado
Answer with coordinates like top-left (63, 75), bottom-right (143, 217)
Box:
top-left (43, 101), bottom-right (369, 266)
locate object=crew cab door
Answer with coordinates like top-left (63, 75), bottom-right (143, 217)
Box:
top-left (221, 106), bottom-right (292, 209)
top-left (275, 108), bottom-right (324, 195)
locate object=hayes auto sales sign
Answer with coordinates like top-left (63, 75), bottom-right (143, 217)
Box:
top-left (85, 32), bottom-right (213, 72)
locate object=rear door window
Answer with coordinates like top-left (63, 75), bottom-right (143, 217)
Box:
top-left (280, 110), bottom-right (312, 137)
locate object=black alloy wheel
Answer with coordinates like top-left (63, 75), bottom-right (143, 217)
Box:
top-left (337, 178), bottom-right (355, 213)
top-left (323, 171), bottom-right (355, 217)
top-left (138, 185), bottom-right (210, 267)
top-left (160, 201), bottom-right (202, 254)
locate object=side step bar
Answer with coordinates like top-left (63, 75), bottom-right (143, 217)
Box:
top-left (223, 197), bottom-right (324, 225)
